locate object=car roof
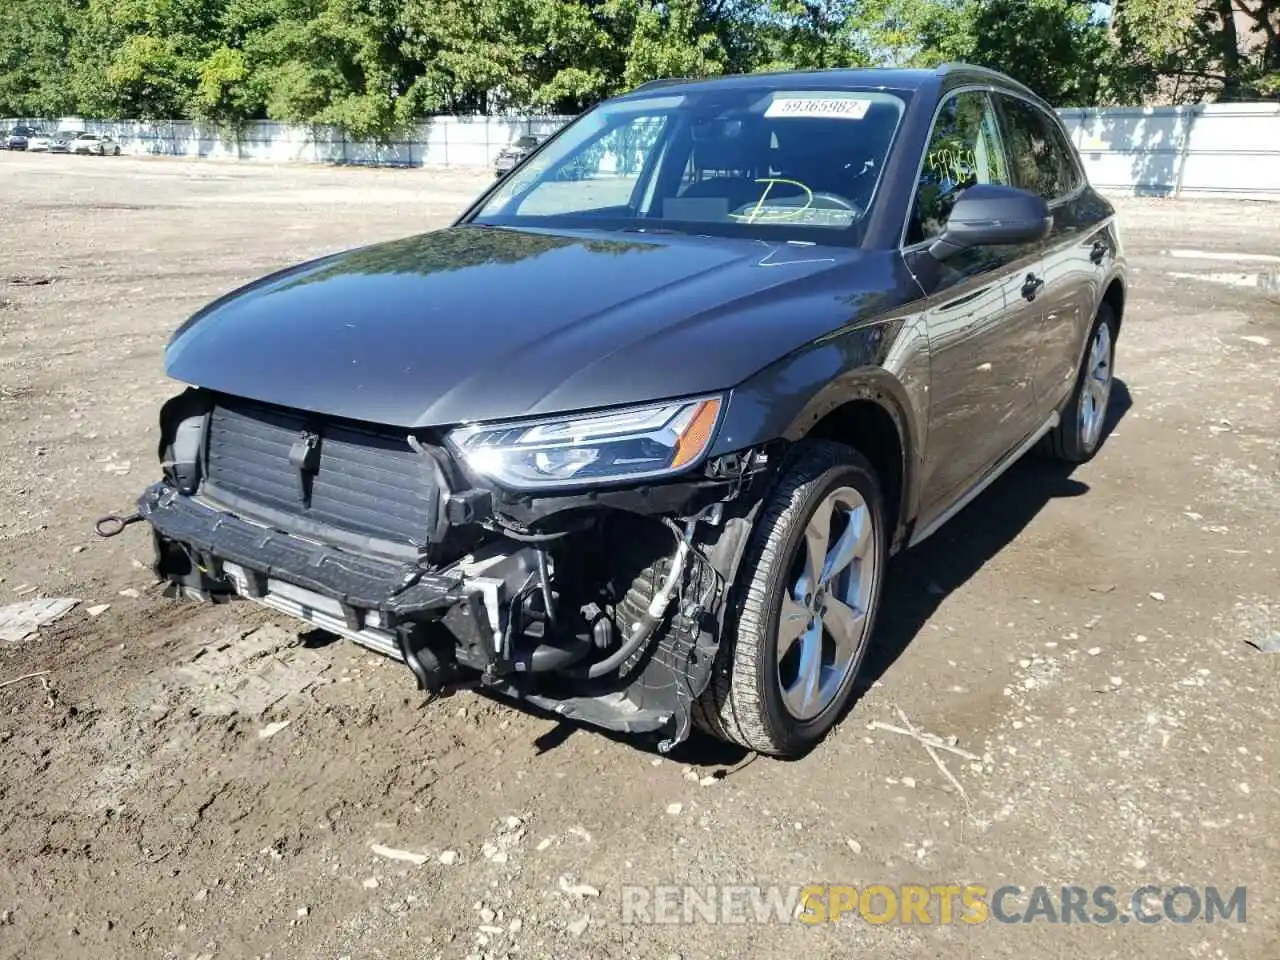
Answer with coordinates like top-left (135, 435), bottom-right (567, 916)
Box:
top-left (615, 62), bottom-right (1044, 105)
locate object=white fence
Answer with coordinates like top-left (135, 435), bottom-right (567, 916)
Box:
top-left (8, 101), bottom-right (1280, 200)
top-left (1058, 102), bottom-right (1280, 202)
top-left (4, 115), bottom-right (573, 168)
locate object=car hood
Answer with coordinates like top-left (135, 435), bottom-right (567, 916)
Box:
top-left (166, 225), bottom-right (888, 428)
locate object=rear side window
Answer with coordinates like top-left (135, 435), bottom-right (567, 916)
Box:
top-left (996, 95), bottom-right (1079, 200)
top-left (907, 91), bottom-right (1009, 245)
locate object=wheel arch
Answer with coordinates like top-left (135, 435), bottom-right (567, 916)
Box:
top-left (1067, 273), bottom-right (1124, 385)
top-left (801, 398), bottom-right (908, 552)
top-left (782, 373), bottom-right (917, 552)
top-left (1102, 275), bottom-right (1125, 335)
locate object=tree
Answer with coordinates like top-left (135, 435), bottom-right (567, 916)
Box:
top-left (967, 0), bottom-right (1111, 104)
top-left (0, 0), bottom-right (85, 118)
top-left (1109, 0), bottom-right (1280, 101)
top-left (622, 0), bottom-right (730, 89)
top-left (67, 0), bottom-right (235, 119)
top-left (246, 0), bottom-right (421, 138)
top-left (2, 0), bottom-right (1274, 125)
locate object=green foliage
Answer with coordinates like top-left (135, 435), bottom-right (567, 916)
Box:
top-left (194, 46), bottom-right (251, 123)
top-left (1, 0), bottom-right (1276, 133)
top-left (965, 0), bottom-right (1112, 105)
top-left (623, 0), bottom-right (728, 88)
top-left (0, 0), bottom-right (84, 117)
top-left (1109, 0), bottom-right (1280, 102)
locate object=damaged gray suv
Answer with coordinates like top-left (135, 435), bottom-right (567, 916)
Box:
top-left (126, 65), bottom-right (1125, 756)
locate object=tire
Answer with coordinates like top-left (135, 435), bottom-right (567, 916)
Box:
top-left (695, 441), bottom-right (887, 756)
top-left (1041, 304), bottom-right (1117, 463)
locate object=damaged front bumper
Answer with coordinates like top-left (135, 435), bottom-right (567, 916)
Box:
top-left (137, 480), bottom-right (739, 748)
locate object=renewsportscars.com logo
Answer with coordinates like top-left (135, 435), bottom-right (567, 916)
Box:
top-left (619, 884), bottom-right (1247, 926)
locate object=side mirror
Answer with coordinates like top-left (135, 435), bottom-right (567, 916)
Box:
top-left (928, 183), bottom-right (1052, 261)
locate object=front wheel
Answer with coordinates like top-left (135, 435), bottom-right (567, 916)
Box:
top-left (696, 441), bottom-right (886, 756)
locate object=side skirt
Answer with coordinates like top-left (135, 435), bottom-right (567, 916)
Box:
top-left (908, 411), bottom-right (1060, 548)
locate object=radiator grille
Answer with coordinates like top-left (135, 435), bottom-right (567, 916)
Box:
top-left (203, 401), bottom-right (437, 548)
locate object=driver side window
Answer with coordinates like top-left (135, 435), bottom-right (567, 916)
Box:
top-left (908, 92), bottom-right (1009, 245)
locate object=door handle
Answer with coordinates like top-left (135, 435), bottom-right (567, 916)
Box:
top-left (1089, 240), bottom-right (1108, 265)
top-left (1021, 273), bottom-right (1045, 301)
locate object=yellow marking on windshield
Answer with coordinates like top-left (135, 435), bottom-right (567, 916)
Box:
top-left (729, 178), bottom-right (814, 224)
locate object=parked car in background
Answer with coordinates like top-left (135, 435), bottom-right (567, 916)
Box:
top-left (2, 126), bottom-right (39, 150)
top-left (49, 131), bottom-right (87, 154)
top-left (70, 133), bottom-right (122, 156)
top-left (494, 134), bottom-right (544, 177)
top-left (128, 64), bottom-right (1126, 758)
top-left (26, 130), bottom-right (54, 152)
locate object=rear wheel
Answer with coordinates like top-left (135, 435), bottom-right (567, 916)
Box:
top-left (1042, 304), bottom-right (1116, 462)
top-left (696, 441), bottom-right (885, 756)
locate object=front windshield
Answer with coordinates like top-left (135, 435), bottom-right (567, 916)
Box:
top-left (474, 86), bottom-right (908, 244)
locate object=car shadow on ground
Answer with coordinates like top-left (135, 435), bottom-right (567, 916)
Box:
top-left (856, 377), bottom-right (1131, 696)
top-left (524, 380), bottom-right (1131, 767)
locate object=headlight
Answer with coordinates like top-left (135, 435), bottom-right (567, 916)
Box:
top-left (448, 396), bottom-right (723, 490)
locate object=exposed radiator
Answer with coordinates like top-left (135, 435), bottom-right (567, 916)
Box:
top-left (203, 400), bottom-right (439, 549)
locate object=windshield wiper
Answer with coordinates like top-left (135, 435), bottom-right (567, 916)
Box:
top-left (619, 225), bottom-right (688, 237)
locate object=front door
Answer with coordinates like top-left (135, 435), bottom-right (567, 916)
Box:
top-left (904, 89), bottom-right (1046, 525)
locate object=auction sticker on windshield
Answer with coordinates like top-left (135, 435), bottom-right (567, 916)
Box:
top-left (764, 96), bottom-right (872, 120)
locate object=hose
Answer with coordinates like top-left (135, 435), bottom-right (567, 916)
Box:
top-left (573, 519), bottom-right (694, 680)
top-left (496, 525), bottom-right (574, 543)
top-left (493, 515), bottom-right (593, 543)
top-left (535, 548), bottom-right (557, 628)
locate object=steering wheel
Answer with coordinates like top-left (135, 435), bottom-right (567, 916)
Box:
top-left (727, 188), bottom-right (863, 224)
top-left (808, 192), bottom-right (858, 212)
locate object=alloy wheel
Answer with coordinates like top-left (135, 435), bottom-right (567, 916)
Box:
top-left (1079, 321), bottom-right (1112, 449)
top-left (776, 486), bottom-right (878, 721)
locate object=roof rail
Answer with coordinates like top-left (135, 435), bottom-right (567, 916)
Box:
top-left (629, 77), bottom-right (693, 93)
top-left (934, 62), bottom-right (1042, 100)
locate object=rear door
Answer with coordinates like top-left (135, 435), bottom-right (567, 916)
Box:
top-left (904, 89), bottom-right (1047, 524)
top-left (994, 93), bottom-right (1108, 413)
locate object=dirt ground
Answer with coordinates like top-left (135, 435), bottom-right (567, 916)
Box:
top-left (0, 152), bottom-right (1277, 960)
